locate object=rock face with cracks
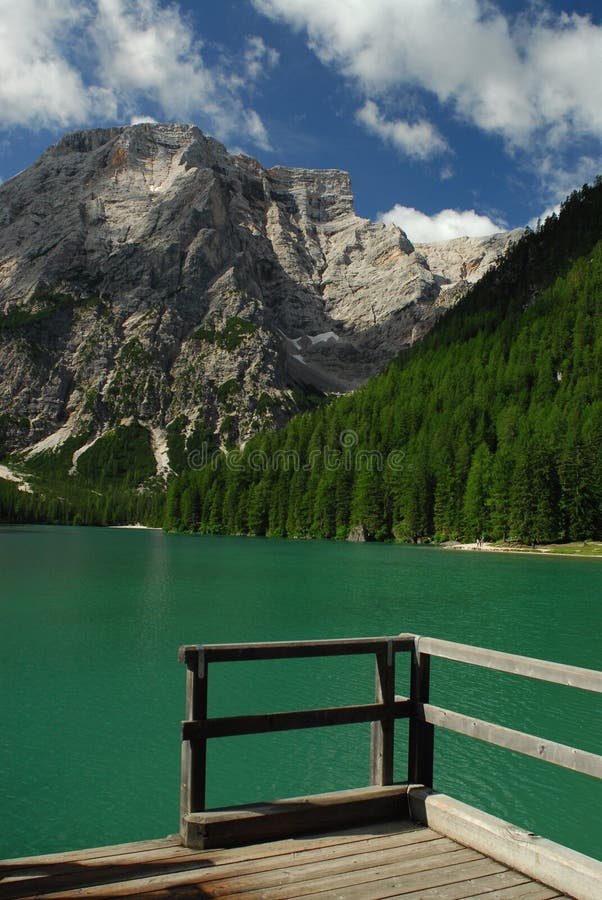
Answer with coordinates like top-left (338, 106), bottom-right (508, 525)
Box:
top-left (0, 124), bottom-right (522, 470)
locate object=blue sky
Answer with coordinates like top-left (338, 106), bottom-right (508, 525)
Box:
top-left (1, 0), bottom-right (601, 241)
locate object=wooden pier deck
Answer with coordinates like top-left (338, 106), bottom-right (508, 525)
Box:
top-left (0, 817), bottom-right (569, 899)
top-left (3, 634), bottom-right (601, 899)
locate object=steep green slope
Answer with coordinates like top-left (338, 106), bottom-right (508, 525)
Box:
top-left (165, 181), bottom-right (602, 543)
top-left (0, 422), bottom-right (165, 526)
top-left (2, 179), bottom-right (602, 536)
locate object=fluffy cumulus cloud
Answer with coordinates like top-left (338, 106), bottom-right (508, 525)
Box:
top-left (0, 0), bottom-right (108, 127)
top-left (0, 0), bottom-right (275, 149)
top-left (356, 100), bottom-right (447, 160)
top-left (252, 0), bottom-right (602, 170)
top-left (379, 205), bottom-right (506, 243)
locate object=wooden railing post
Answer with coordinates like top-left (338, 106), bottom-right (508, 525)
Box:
top-left (370, 639), bottom-right (395, 785)
top-left (179, 646), bottom-right (208, 846)
top-left (408, 637), bottom-right (434, 787)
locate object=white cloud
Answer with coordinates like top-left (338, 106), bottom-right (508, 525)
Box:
top-left (537, 153), bottom-right (601, 201)
top-left (241, 109), bottom-right (271, 150)
top-left (379, 205), bottom-right (506, 243)
top-left (528, 204), bottom-right (561, 230)
top-left (356, 100), bottom-right (447, 160)
top-left (0, 0), bottom-right (274, 149)
top-left (130, 115), bottom-right (158, 125)
top-left (91, 0), bottom-right (273, 148)
top-left (243, 35), bottom-right (280, 82)
top-left (0, 0), bottom-right (107, 128)
top-left (252, 0), bottom-right (602, 171)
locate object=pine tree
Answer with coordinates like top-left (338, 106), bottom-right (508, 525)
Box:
top-left (462, 443), bottom-right (493, 539)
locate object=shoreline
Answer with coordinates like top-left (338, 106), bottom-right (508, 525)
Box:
top-left (1, 519), bottom-right (600, 556)
top-left (440, 540), bottom-right (602, 559)
top-left (109, 523), bottom-right (161, 530)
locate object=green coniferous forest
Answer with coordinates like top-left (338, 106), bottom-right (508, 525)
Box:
top-left (1, 179), bottom-right (602, 541)
top-left (0, 422), bottom-right (165, 527)
top-left (166, 180), bottom-right (602, 543)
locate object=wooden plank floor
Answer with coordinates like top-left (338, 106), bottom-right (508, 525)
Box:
top-left (0, 820), bottom-right (569, 899)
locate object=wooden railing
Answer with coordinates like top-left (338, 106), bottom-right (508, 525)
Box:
top-left (178, 634), bottom-right (602, 845)
top-left (409, 636), bottom-right (602, 781)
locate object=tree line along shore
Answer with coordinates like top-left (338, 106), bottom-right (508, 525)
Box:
top-left (1, 180), bottom-right (602, 545)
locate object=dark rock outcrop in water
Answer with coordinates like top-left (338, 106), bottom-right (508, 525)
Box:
top-left (0, 123), bottom-right (522, 467)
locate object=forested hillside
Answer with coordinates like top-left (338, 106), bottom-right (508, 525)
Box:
top-left (0, 421), bottom-right (164, 526)
top-left (2, 179), bottom-right (601, 538)
top-left (165, 181), bottom-right (602, 543)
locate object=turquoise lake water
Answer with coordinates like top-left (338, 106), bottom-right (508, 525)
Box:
top-left (0, 526), bottom-right (600, 860)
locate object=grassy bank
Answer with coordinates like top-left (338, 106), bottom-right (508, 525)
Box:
top-left (442, 540), bottom-right (602, 558)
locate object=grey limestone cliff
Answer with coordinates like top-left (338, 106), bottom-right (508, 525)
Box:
top-left (0, 124), bottom-right (522, 472)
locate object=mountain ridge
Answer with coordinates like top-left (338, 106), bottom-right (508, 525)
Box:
top-left (1, 170), bottom-right (600, 534)
top-left (0, 123), bottom-right (521, 467)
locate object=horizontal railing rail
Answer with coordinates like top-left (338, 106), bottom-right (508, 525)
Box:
top-left (182, 700), bottom-right (412, 741)
top-left (416, 635), bottom-right (602, 693)
top-left (179, 635), bottom-right (415, 664)
top-left (406, 634), bottom-right (602, 784)
top-left (178, 633), bottom-right (602, 846)
top-left (410, 701), bottom-right (602, 778)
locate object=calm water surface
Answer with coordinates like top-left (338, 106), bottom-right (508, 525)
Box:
top-left (1, 526), bottom-right (600, 859)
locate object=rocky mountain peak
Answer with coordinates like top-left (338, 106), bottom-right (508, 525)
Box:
top-left (0, 123), bottom-right (523, 472)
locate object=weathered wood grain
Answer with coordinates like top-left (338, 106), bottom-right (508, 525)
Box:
top-left (416, 635), bottom-right (602, 693)
top-left (179, 647), bottom-right (208, 846)
top-left (409, 788), bottom-right (602, 900)
top-left (370, 645), bottom-right (396, 786)
top-left (408, 642), bottom-right (433, 787)
top-left (417, 701), bottom-right (602, 778)
top-left (184, 784), bottom-right (411, 849)
top-left (195, 837), bottom-right (464, 897)
top-left (182, 699), bottom-right (411, 741)
top-left (179, 636), bottom-right (413, 663)
top-left (0, 824), bottom-right (438, 899)
top-left (2, 817), bottom-right (580, 900)
top-left (0, 837), bottom-right (182, 866)
top-left (389, 868), bottom-right (538, 899)
top-left (466, 885), bottom-right (566, 899)
top-left (237, 853), bottom-right (500, 900)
